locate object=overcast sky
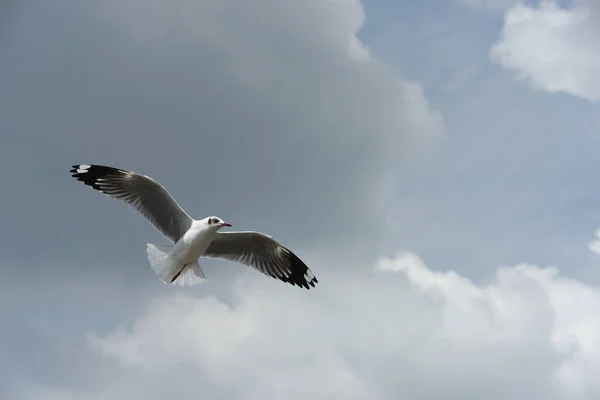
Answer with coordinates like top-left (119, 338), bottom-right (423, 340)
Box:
top-left (2, 0), bottom-right (600, 399)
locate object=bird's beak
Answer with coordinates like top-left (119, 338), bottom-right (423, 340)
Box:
top-left (221, 222), bottom-right (232, 227)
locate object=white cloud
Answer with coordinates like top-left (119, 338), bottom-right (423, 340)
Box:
top-left (17, 246), bottom-right (600, 400)
top-left (588, 228), bottom-right (600, 255)
top-left (490, 0), bottom-right (600, 101)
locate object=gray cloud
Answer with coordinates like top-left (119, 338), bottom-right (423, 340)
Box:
top-left (0, 0), bottom-right (443, 392)
top-left (0, 0), bottom-right (444, 281)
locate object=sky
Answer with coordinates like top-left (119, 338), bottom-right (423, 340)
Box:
top-left (1, 0), bottom-right (600, 398)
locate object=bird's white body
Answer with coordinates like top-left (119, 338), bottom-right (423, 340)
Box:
top-left (146, 218), bottom-right (221, 286)
top-left (173, 220), bottom-right (217, 264)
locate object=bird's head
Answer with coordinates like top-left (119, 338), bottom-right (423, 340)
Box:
top-left (206, 216), bottom-right (232, 230)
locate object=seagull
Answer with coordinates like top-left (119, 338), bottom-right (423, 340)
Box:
top-left (69, 164), bottom-right (318, 289)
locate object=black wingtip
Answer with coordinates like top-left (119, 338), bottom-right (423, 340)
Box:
top-left (69, 164), bottom-right (128, 192)
top-left (282, 249), bottom-right (318, 290)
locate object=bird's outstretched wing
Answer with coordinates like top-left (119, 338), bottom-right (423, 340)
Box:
top-left (202, 231), bottom-right (318, 289)
top-left (70, 164), bottom-right (193, 243)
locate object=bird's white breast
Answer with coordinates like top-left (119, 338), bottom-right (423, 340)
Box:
top-left (172, 221), bottom-right (216, 263)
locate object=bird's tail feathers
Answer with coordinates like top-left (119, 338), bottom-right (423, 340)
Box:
top-left (145, 243), bottom-right (207, 287)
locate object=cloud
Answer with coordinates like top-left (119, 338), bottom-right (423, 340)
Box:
top-left (490, 0), bottom-right (600, 101)
top-left (588, 228), bottom-right (600, 255)
top-left (0, 0), bottom-right (445, 270)
top-left (84, 0), bottom-right (447, 251)
top-left (14, 242), bottom-right (600, 400)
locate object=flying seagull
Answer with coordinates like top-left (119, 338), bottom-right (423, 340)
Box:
top-left (69, 164), bottom-right (318, 289)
